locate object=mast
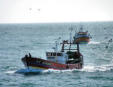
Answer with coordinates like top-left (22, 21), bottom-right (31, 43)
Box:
top-left (55, 41), bottom-right (58, 52)
top-left (54, 37), bottom-right (61, 52)
top-left (61, 41), bottom-right (64, 52)
top-left (61, 40), bottom-right (66, 52)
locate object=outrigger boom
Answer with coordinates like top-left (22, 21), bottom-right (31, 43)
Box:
top-left (61, 40), bottom-right (80, 53)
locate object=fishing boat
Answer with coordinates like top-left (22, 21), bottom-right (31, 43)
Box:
top-left (21, 40), bottom-right (83, 71)
top-left (73, 27), bottom-right (91, 44)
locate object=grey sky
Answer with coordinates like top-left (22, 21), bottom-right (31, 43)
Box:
top-left (0, 0), bottom-right (113, 23)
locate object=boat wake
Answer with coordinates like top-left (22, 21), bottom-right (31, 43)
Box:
top-left (5, 64), bottom-right (113, 75)
top-left (13, 64), bottom-right (113, 74)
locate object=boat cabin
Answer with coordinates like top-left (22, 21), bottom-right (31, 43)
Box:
top-left (46, 52), bottom-right (68, 64)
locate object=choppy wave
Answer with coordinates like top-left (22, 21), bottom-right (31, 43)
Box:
top-left (1, 22), bottom-right (113, 87)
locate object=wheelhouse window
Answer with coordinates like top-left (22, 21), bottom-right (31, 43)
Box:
top-left (57, 53), bottom-right (62, 56)
top-left (53, 53), bottom-right (56, 56)
top-left (46, 52), bottom-right (62, 56)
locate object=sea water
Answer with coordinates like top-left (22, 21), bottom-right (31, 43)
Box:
top-left (0, 22), bottom-right (113, 87)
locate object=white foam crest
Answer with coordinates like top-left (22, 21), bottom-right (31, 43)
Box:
top-left (42, 69), bottom-right (61, 73)
top-left (80, 64), bottom-right (113, 72)
top-left (80, 66), bottom-right (96, 72)
top-left (42, 69), bottom-right (76, 74)
top-left (5, 70), bottom-right (16, 74)
top-left (88, 41), bottom-right (100, 45)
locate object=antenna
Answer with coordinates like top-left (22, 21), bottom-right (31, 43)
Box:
top-left (69, 27), bottom-right (73, 50)
top-left (69, 27), bottom-right (73, 43)
top-left (53, 37), bottom-right (61, 52)
top-left (74, 26), bottom-right (77, 33)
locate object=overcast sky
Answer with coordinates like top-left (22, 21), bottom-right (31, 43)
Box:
top-left (0, 0), bottom-right (113, 23)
